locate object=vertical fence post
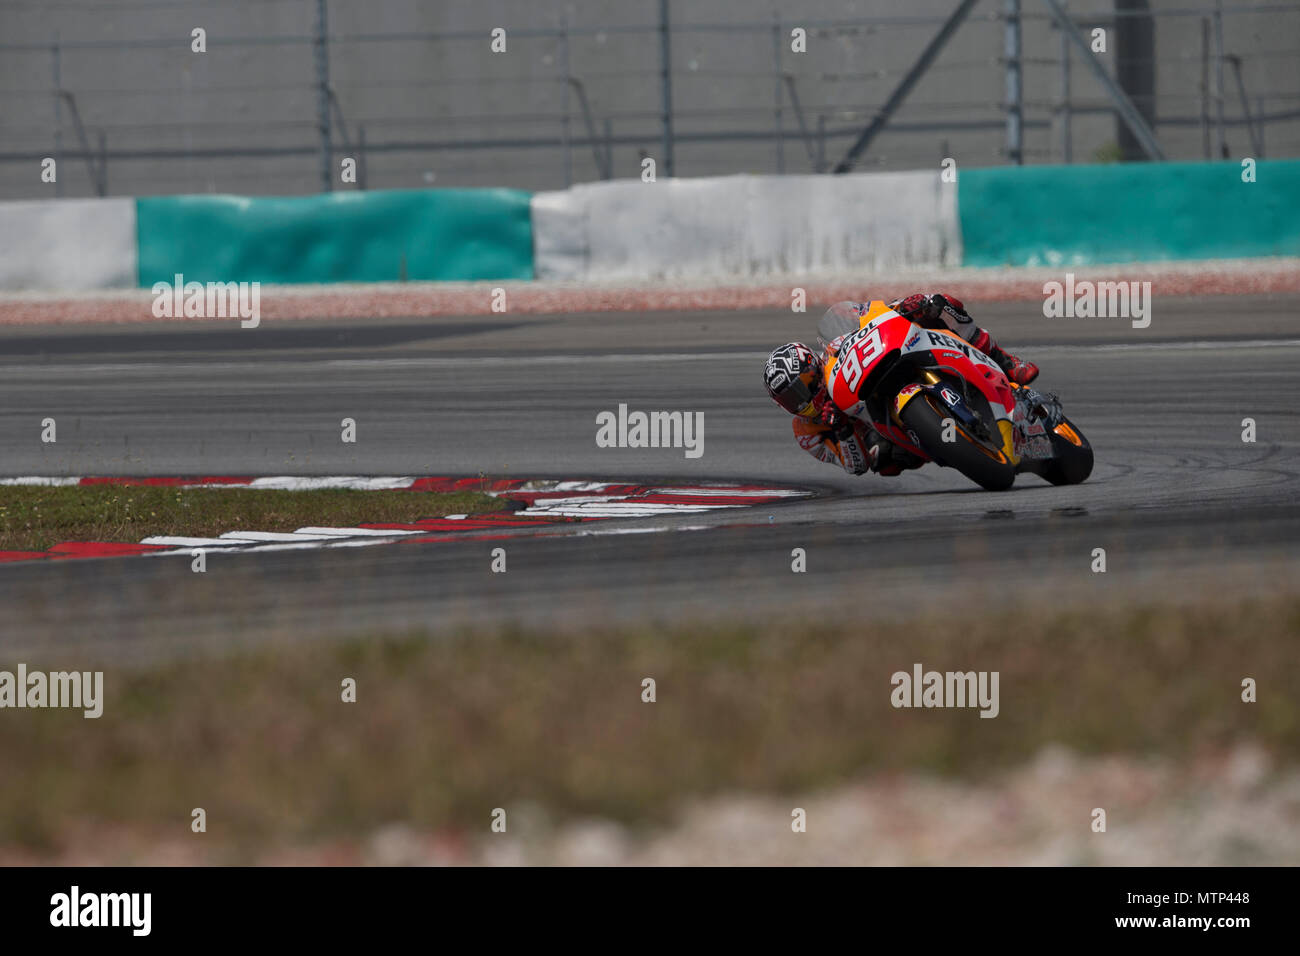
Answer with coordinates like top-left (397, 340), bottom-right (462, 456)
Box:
top-left (97, 130), bottom-right (107, 196)
top-left (772, 14), bottom-right (784, 174)
top-left (52, 37), bottom-right (63, 197)
top-left (314, 0), bottom-right (333, 192)
top-left (358, 123), bottom-right (367, 190)
top-left (1256, 95), bottom-right (1265, 158)
top-left (1058, 0), bottom-right (1071, 162)
top-left (1199, 18), bottom-right (1211, 159)
top-left (659, 0), bottom-right (674, 177)
top-left (1213, 0), bottom-right (1225, 158)
top-left (816, 114), bottom-right (826, 172)
top-left (604, 117), bottom-right (614, 179)
top-left (1004, 0), bottom-right (1023, 165)
top-left (560, 15), bottom-right (572, 187)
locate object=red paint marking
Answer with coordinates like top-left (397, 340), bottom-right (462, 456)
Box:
top-left (47, 541), bottom-right (171, 558)
top-left (408, 477), bottom-right (526, 493)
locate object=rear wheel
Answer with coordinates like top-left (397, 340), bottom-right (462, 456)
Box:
top-left (899, 395), bottom-right (1017, 491)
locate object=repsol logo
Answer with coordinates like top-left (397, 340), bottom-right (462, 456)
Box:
top-left (924, 332), bottom-right (1000, 371)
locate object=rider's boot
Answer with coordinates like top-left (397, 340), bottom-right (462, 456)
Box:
top-left (969, 328), bottom-right (1040, 386)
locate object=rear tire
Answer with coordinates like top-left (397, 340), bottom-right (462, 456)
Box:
top-left (899, 395), bottom-right (1017, 491)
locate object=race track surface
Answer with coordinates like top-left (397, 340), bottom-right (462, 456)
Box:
top-left (1, 296), bottom-right (1297, 660)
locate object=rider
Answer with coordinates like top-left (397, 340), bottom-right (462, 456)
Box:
top-left (762, 293), bottom-right (1039, 476)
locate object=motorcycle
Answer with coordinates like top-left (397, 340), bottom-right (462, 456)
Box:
top-left (816, 301), bottom-right (1093, 491)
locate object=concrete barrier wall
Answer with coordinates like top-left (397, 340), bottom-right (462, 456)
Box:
top-left (0, 198), bottom-right (137, 292)
top-left (959, 159), bottom-right (1300, 267)
top-left (3, 161), bottom-right (1299, 293)
top-left (531, 171), bottom-right (961, 281)
top-left (136, 188), bottom-right (534, 285)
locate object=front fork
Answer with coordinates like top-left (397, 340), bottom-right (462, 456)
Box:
top-left (895, 370), bottom-right (1019, 466)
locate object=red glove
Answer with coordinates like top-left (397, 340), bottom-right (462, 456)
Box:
top-left (818, 399), bottom-right (845, 432)
top-left (891, 293), bottom-right (930, 321)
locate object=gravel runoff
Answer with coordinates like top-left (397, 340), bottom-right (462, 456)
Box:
top-left (1, 257), bottom-right (1298, 325)
top-left (4, 744), bottom-right (1293, 865)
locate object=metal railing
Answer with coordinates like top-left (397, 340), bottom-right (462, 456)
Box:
top-left (1, 0), bottom-right (1297, 198)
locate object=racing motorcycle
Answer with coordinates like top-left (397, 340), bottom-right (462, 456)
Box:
top-left (817, 301), bottom-right (1092, 491)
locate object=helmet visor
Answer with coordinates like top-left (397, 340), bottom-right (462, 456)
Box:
top-left (773, 378), bottom-right (816, 417)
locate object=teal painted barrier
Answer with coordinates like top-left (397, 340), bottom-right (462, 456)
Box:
top-left (136, 188), bottom-right (534, 286)
top-left (959, 160), bottom-right (1300, 267)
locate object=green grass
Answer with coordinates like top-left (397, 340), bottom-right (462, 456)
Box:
top-left (2, 595), bottom-right (1296, 856)
top-left (0, 485), bottom-right (506, 551)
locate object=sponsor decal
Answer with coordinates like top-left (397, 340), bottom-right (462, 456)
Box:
top-left (894, 383), bottom-right (922, 413)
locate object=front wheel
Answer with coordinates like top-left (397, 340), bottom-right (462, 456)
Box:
top-left (899, 395), bottom-right (1017, 491)
top-left (1035, 417), bottom-right (1094, 485)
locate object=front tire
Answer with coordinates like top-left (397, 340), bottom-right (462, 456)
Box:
top-left (899, 395), bottom-right (1017, 491)
top-left (1036, 418), bottom-right (1094, 485)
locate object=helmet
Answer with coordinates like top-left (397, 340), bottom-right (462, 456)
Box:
top-left (763, 342), bottom-right (823, 417)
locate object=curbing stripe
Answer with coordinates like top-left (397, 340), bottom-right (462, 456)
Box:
top-left (0, 477), bottom-right (813, 563)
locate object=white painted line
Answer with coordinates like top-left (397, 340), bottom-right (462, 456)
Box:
top-left (218, 530), bottom-right (342, 541)
top-left (247, 476), bottom-right (416, 491)
top-left (0, 477), bottom-right (81, 486)
top-left (520, 503), bottom-right (745, 516)
top-left (649, 487), bottom-right (811, 497)
top-left (295, 526), bottom-right (423, 537)
top-left (324, 536), bottom-right (411, 548)
top-left (572, 524), bottom-right (710, 536)
top-left (140, 536), bottom-right (249, 547)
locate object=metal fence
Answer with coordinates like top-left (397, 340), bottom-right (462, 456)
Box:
top-left (1, 0), bottom-right (1297, 199)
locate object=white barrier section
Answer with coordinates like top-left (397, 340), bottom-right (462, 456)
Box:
top-left (0, 198), bottom-right (137, 292)
top-left (532, 171), bottom-right (960, 282)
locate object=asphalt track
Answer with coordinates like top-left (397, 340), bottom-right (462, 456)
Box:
top-left (0, 295), bottom-right (1297, 661)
